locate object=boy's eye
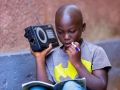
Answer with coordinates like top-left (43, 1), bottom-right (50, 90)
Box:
top-left (57, 30), bottom-right (63, 34)
top-left (58, 32), bottom-right (63, 34)
top-left (69, 30), bottom-right (76, 33)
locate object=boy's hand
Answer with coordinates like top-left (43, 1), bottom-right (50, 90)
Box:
top-left (65, 42), bottom-right (82, 67)
top-left (31, 43), bottom-right (52, 62)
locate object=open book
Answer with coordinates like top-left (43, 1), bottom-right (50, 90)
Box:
top-left (22, 78), bottom-right (86, 90)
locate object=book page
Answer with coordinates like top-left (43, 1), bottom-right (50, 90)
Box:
top-left (22, 81), bottom-right (54, 90)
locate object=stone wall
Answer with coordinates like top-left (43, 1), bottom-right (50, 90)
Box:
top-left (0, 39), bottom-right (120, 90)
top-left (0, 0), bottom-right (120, 52)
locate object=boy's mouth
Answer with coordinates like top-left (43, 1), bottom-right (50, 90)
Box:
top-left (64, 43), bottom-right (71, 47)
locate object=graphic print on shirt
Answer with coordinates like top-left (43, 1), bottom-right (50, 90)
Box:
top-left (54, 59), bottom-right (92, 82)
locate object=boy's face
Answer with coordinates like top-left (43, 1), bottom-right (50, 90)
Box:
top-left (55, 14), bottom-right (84, 49)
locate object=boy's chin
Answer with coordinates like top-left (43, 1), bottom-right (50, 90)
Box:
top-left (63, 46), bottom-right (70, 51)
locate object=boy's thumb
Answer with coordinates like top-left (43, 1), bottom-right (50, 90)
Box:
top-left (44, 43), bottom-right (52, 53)
top-left (48, 43), bottom-right (52, 49)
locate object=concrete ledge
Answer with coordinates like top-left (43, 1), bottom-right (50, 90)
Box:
top-left (0, 39), bottom-right (120, 90)
top-left (0, 50), bottom-right (36, 90)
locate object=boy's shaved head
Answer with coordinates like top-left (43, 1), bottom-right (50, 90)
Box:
top-left (55, 4), bottom-right (85, 50)
top-left (55, 4), bottom-right (83, 26)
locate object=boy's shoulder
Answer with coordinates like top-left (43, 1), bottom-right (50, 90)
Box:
top-left (82, 39), bottom-right (104, 53)
top-left (82, 39), bottom-right (100, 49)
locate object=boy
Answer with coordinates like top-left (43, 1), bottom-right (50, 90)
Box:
top-left (31, 4), bottom-right (111, 90)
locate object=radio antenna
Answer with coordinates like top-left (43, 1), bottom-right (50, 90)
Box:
top-left (26, 0), bottom-right (41, 25)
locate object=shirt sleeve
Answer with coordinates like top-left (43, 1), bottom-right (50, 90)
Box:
top-left (92, 47), bottom-right (111, 71)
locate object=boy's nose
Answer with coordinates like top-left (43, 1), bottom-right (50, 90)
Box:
top-left (64, 33), bottom-right (70, 40)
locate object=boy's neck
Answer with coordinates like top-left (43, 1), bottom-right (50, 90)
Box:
top-left (79, 38), bottom-right (83, 45)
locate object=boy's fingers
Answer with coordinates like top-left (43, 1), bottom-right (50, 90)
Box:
top-left (44, 43), bottom-right (52, 53)
top-left (30, 43), bottom-right (52, 57)
top-left (74, 42), bottom-right (79, 46)
top-left (48, 43), bottom-right (53, 50)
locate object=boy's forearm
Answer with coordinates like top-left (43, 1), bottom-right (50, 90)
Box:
top-left (36, 58), bottom-right (53, 84)
top-left (75, 63), bottom-right (107, 90)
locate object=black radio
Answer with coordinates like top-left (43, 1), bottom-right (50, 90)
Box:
top-left (24, 0), bottom-right (59, 51)
top-left (24, 24), bottom-right (59, 51)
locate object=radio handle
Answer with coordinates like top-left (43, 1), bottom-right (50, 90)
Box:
top-left (26, 0), bottom-right (41, 25)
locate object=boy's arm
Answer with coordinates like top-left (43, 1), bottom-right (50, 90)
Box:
top-left (31, 44), bottom-right (53, 84)
top-left (66, 42), bottom-right (109, 90)
top-left (75, 63), bottom-right (108, 90)
top-left (35, 57), bottom-right (53, 84)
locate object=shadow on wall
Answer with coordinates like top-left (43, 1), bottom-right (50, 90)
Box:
top-left (0, 39), bottom-right (120, 90)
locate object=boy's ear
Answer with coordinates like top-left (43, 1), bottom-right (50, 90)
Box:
top-left (82, 23), bottom-right (86, 32)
